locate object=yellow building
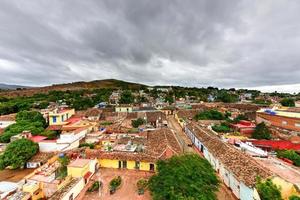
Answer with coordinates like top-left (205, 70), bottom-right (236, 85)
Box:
top-left (99, 159), bottom-right (156, 171)
top-left (22, 182), bottom-right (44, 200)
top-left (272, 176), bottom-right (300, 199)
top-left (67, 159), bottom-right (91, 178)
top-left (115, 105), bottom-right (133, 113)
top-left (49, 108), bottom-right (75, 125)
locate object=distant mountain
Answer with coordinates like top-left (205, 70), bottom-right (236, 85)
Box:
top-left (0, 79), bottom-right (147, 97)
top-left (0, 83), bottom-right (30, 90)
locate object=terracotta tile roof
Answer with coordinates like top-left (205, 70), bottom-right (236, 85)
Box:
top-left (85, 108), bottom-right (102, 117)
top-left (187, 123), bottom-right (272, 187)
top-left (86, 128), bottom-right (181, 162)
top-left (0, 113), bottom-right (16, 121)
top-left (146, 111), bottom-right (166, 123)
top-left (177, 109), bottom-right (199, 119)
top-left (28, 152), bottom-right (55, 163)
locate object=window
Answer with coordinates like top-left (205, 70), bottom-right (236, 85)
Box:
top-left (135, 161), bottom-right (140, 170)
top-left (62, 115), bottom-right (64, 122)
top-left (282, 121), bottom-right (287, 125)
top-left (52, 116), bottom-right (57, 123)
top-left (66, 113), bottom-right (69, 119)
top-left (295, 123), bottom-right (300, 127)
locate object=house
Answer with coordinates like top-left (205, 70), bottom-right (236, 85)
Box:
top-left (86, 128), bottom-right (181, 172)
top-left (185, 123), bottom-right (272, 200)
top-left (0, 114), bottom-right (16, 129)
top-left (49, 108), bottom-right (75, 126)
top-left (109, 91), bottom-right (120, 105)
top-left (26, 152), bottom-right (55, 169)
top-left (249, 140), bottom-right (300, 152)
top-left (231, 120), bottom-right (256, 135)
top-left (67, 159), bottom-right (97, 182)
top-left (38, 127), bottom-right (89, 152)
top-left (84, 108), bottom-right (102, 121)
top-left (48, 178), bottom-right (85, 200)
top-left (0, 181), bottom-right (19, 199)
top-left (115, 104), bottom-right (133, 113)
top-left (257, 108), bottom-right (300, 132)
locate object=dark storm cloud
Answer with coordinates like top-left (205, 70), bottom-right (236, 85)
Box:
top-left (0, 0), bottom-right (300, 92)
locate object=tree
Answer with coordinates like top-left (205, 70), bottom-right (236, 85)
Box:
top-left (194, 110), bottom-right (225, 120)
top-left (16, 110), bottom-right (46, 127)
top-left (119, 90), bottom-right (134, 104)
top-left (256, 177), bottom-right (282, 200)
top-left (289, 195), bottom-right (300, 200)
top-left (280, 98), bottom-right (295, 107)
top-left (149, 154), bottom-right (219, 200)
top-left (252, 122), bottom-right (272, 140)
top-left (212, 123), bottom-right (231, 133)
top-left (132, 118), bottom-right (145, 128)
top-left (276, 150), bottom-right (300, 166)
top-left (0, 139), bottom-right (39, 169)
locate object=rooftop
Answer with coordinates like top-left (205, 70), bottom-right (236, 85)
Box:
top-left (187, 123), bottom-right (272, 187)
top-left (250, 140), bottom-right (300, 151)
top-left (68, 159), bottom-right (90, 168)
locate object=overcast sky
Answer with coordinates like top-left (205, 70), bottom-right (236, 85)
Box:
top-left (0, 0), bottom-right (299, 93)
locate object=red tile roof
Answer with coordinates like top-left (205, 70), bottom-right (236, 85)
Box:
top-left (250, 140), bottom-right (300, 151)
top-left (30, 135), bottom-right (47, 143)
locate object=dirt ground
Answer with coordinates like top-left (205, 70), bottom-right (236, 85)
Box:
top-left (0, 168), bottom-right (34, 182)
top-left (81, 168), bottom-right (153, 200)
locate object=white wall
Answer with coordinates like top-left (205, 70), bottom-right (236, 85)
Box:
top-left (0, 121), bottom-right (15, 129)
top-left (61, 178), bottom-right (85, 200)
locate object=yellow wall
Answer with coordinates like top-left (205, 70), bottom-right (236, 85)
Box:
top-left (49, 109), bottom-right (75, 125)
top-left (99, 159), bottom-right (119, 169)
top-left (67, 164), bottom-right (89, 178)
top-left (98, 159), bottom-right (156, 171)
top-left (115, 107), bottom-right (133, 113)
top-left (272, 177), bottom-right (300, 199)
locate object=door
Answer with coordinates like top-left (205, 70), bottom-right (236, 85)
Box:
top-left (118, 161), bottom-right (122, 169)
top-left (122, 161), bottom-right (127, 169)
top-left (150, 163), bottom-right (155, 171)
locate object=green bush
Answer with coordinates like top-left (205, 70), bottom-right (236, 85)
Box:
top-left (132, 118), bottom-right (145, 128)
top-left (280, 98), bottom-right (295, 107)
top-left (256, 177), bottom-right (282, 200)
top-left (212, 123), bottom-right (231, 133)
top-left (79, 143), bottom-right (95, 149)
top-left (194, 110), bottom-right (225, 120)
top-left (252, 122), bottom-right (271, 140)
top-left (0, 139), bottom-right (39, 170)
top-left (88, 181), bottom-right (101, 192)
top-left (149, 154), bottom-right (219, 200)
top-left (110, 176), bottom-right (122, 191)
top-left (277, 150), bottom-right (300, 166)
top-left (289, 195), bottom-right (300, 200)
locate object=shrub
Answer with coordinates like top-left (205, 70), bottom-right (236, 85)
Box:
top-left (110, 176), bottom-right (122, 194)
top-left (132, 118), bottom-right (145, 128)
top-left (256, 177), bottom-right (282, 200)
top-left (149, 154), bottom-right (219, 200)
top-left (212, 123), bottom-right (231, 133)
top-left (194, 110), bottom-right (225, 120)
top-left (277, 150), bottom-right (300, 166)
top-left (79, 143), bottom-right (95, 149)
top-left (137, 179), bottom-right (148, 195)
top-left (0, 139), bottom-right (39, 170)
top-left (88, 181), bottom-right (101, 192)
top-left (280, 98), bottom-right (295, 107)
top-left (252, 122), bottom-right (271, 140)
top-left (289, 195), bottom-right (300, 200)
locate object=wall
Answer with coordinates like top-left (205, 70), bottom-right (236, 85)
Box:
top-left (240, 182), bottom-right (256, 200)
top-left (0, 120), bottom-right (15, 129)
top-left (115, 107), bottom-right (133, 113)
top-left (257, 112), bottom-right (300, 132)
top-left (49, 109), bottom-right (75, 125)
top-left (61, 178), bottom-right (85, 200)
top-left (98, 159), bottom-right (156, 171)
top-left (272, 176), bottom-right (300, 199)
top-left (99, 159), bottom-right (119, 169)
top-left (67, 164), bottom-right (90, 178)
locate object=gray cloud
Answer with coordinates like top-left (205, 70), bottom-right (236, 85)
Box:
top-left (0, 0), bottom-right (299, 92)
